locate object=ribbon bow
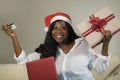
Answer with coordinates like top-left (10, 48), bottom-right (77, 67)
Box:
top-left (89, 15), bottom-right (107, 32)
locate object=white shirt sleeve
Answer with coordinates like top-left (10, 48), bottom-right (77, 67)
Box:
top-left (88, 47), bottom-right (111, 74)
top-left (14, 50), bottom-right (40, 64)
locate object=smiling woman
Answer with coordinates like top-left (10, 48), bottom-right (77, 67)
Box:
top-left (2, 12), bottom-right (113, 80)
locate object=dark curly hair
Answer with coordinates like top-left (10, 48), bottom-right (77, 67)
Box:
top-left (35, 20), bottom-right (80, 59)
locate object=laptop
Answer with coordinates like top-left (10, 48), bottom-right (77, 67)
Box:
top-left (26, 57), bottom-right (58, 80)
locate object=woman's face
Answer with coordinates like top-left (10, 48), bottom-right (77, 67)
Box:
top-left (52, 21), bottom-right (68, 44)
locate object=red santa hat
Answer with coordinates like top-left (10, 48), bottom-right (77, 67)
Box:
top-left (44, 12), bottom-right (72, 32)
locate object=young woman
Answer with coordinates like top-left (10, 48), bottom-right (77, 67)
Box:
top-left (3, 12), bottom-right (112, 80)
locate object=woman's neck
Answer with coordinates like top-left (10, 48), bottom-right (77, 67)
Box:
top-left (59, 41), bottom-right (75, 54)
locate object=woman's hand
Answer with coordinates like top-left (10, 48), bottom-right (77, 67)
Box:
top-left (2, 23), bottom-right (16, 38)
top-left (102, 30), bottom-right (112, 56)
top-left (102, 30), bottom-right (112, 44)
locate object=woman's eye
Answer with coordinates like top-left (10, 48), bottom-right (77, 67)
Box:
top-left (53, 26), bottom-right (67, 31)
top-left (62, 26), bottom-right (67, 29)
top-left (53, 27), bottom-right (57, 30)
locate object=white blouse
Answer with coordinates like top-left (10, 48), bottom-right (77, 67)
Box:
top-left (14, 38), bottom-right (111, 80)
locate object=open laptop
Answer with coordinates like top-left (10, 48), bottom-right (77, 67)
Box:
top-left (26, 57), bottom-right (58, 80)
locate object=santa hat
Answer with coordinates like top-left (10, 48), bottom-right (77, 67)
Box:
top-left (44, 12), bottom-right (72, 32)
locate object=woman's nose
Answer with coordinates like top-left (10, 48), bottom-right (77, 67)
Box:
top-left (56, 28), bottom-right (62, 32)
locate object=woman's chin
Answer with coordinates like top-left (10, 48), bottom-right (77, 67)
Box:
top-left (55, 39), bottom-right (63, 44)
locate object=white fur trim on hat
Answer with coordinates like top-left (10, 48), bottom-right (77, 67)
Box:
top-left (50, 16), bottom-right (72, 25)
top-left (44, 27), bottom-right (49, 32)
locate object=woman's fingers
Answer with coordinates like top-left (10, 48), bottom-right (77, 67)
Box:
top-left (2, 23), bottom-right (16, 37)
top-left (103, 30), bottom-right (112, 43)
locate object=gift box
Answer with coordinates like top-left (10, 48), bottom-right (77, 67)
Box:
top-left (76, 6), bottom-right (120, 48)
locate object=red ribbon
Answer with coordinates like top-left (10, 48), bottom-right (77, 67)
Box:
top-left (89, 15), bottom-right (107, 32)
top-left (82, 14), bottom-right (115, 37)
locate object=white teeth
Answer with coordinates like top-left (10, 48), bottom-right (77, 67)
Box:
top-left (56, 35), bottom-right (62, 38)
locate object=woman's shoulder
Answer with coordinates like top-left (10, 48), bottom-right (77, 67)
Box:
top-left (75, 37), bottom-right (90, 47)
top-left (75, 37), bottom-right (85, 43)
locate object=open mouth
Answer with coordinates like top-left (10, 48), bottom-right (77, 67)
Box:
top-left (56, 35), bottom-right (63, 38)
top-left (54, 34), bottom-right (65, 42)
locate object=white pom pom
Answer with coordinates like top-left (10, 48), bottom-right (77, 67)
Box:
top-left (44, 27), bottom-right (49, 32)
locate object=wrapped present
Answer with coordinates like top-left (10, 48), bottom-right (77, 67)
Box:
top-left (76, 6), bottom-right (120, 48)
